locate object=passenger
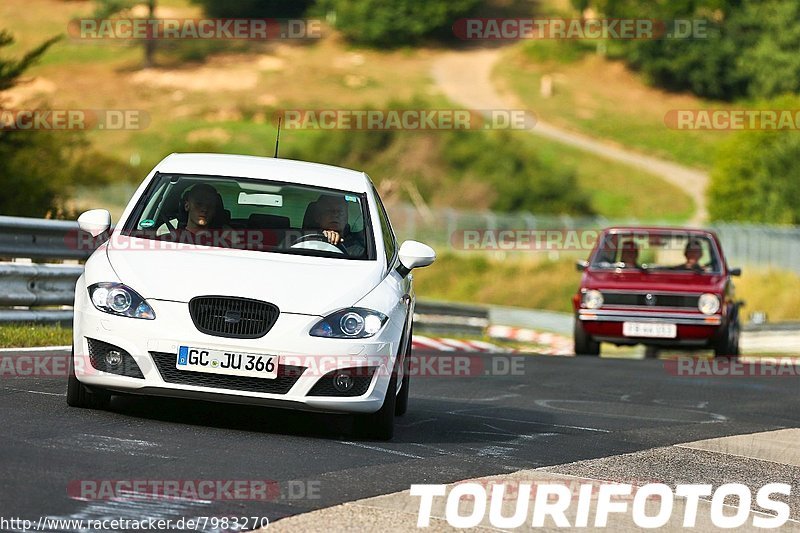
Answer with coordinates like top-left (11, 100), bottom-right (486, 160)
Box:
top-left (183, 183), bottom-right (223, 233)
top-left (178, 184), bottom-right (239, 247)
top-left (676, 239), bottom-right (705, 271)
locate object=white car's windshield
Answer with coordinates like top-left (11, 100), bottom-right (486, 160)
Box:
top-left (121, 173), bottom-right (374, 260)
top-left (590, 231), bottom-right (722, 274)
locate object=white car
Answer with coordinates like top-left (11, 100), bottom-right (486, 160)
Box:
top-left (68, 153), bottom-right (435, 440)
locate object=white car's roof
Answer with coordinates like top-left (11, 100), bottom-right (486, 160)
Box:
top-left (154, 153), bottom-right (371, 193)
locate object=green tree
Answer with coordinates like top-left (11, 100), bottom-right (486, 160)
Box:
top-left (625, 22), bottom-right (748, 101)
top-left (735, 0), bottom-right (800, 98)
top-left (708, 98), bottom-right (800, 224)
top-left (321, 0), bottom-right (481, 47)
top-left (0, 30), bottom-right (118, 218)
top-left (95, 0), bottom-right (156, 67)
top-left (190, 0), bottom-right (313, 18)
top-left (580, 0), bottom-right (800, 101)
top-left (0, 31), bottom-right (61, 91)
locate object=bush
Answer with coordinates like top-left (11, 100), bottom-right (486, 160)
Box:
top-left (625, 22), bottom-right (748, 101)
top-left (190, 0), bottom-right (314, 18)
top-left (321, 0), bottom-right (481, 47)
top-left (0, 129), bottom-right (119, 218)
top-left (441, 130), bottom-right (593, 215)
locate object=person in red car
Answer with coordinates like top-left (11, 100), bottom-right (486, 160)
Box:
top-left (619, 240), bottom-right (640, 268)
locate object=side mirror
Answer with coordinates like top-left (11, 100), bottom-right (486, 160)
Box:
top-left (397, 240), bottom-right (436, 277)
top-left (576, 260), bottom-right (589, 272)
top-left (729, 267), bottom-right (742, 277)
top-left (78, 209), bottom-right (112, 237)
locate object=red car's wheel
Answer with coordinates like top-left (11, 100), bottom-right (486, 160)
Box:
top-left (574, 319), bottom-right (600, 356)
top-left (714, 309), bottom-right (741, 358)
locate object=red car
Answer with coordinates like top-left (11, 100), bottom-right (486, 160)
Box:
top-left (573, 227), bottom-right (742, 358)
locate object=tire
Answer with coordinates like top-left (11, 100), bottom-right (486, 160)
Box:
top-left (395, 329), bottom-right (412, 417)
top-left (66, 349), bottom-right (111, 409)
top-left (573, 320), bottom-right (600, 356)
top-left (355, 373), bottom-right (396, 440)
top-left (714, 311), bottom-right (741, 359)
top-left (644, 346), bottom-right (660, 359)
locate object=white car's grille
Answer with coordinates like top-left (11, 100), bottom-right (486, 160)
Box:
top-left (188, 296), bottom-right (279, 339)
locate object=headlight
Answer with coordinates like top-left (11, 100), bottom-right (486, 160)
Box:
top-left (698, 293), bottom-right (720, 315)
top-left (310, 308), bottom-right (388, 338)
top-left (583, 290), bottom-right (604, 310)
top-left (88, 283), bottom-right (156, 320)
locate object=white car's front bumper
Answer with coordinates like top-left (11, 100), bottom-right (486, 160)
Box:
top-left (73, 294), bottom-right (404, 414)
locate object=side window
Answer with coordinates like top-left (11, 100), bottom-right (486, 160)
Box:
top-left (372, 187), bottom-right (397, 267)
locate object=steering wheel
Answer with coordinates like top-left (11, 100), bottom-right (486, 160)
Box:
top-left (290, 232), bottom-right (345, 254)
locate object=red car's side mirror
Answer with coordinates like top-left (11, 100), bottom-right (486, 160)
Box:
top-left (729, 267), bottom-right (742, 277)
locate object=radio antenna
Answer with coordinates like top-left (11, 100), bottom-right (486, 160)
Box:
top-left (274, 117), bottom-right (282, 158)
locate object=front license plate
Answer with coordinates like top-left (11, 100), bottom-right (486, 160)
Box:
top-left (177, 346), bottom-right (278, 379)
top-left (622, 322), bottom-right (677, 338)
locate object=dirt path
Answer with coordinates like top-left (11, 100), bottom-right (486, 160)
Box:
top-left (431, 48), bottom-right (709, 224)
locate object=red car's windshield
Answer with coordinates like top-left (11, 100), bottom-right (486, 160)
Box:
top-left (590, 231), bottom-right (722, 274)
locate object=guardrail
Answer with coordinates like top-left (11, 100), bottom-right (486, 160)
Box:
top-left (0, 216), bottom-right (92, 324)
top-left (413, 301), bottom-right (488, 336)
top-left (388, 204), bottom-right (800, 274)
top-left (0, 215), bottom-right (93, 261)
top-left (2, 213), bottom-right (799, 326)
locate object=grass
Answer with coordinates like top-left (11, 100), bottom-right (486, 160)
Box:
top-left (734, 268), bottom-right (800, 323)
top-left (414, 253), bottom-right (582, 313)
top-left (494, 40), bottom-right (732, 169)
top-left (0, 324), bottom-right (72, 348)
top-left (528, 133), bottom-right (695, 222)
top-left (413, 253), bottom-right (800, 323)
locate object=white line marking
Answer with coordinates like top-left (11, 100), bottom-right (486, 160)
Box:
top-left (425, 409), bottom-right (611, 433)
top-left (407, 442), bottom-right (455, 455)
top-left (2, 387), bottom-right (64, 397)
top-left (417, 393), bottom-right (520, 404)
top-left (396, 418), bottom-right (437, 428)
top-left (0, 345), bottom-right (70, 353)
top-left (338, 441), bottom-right (424, 459)
top-left (534, 399), bottom-right (728, 423)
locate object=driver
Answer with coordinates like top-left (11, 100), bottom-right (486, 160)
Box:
top-left (619, 240), bottom-right (640, 268)
top-left (305, 194), bottom-right (365, 256)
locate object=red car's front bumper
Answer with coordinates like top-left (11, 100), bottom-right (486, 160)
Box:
top-left (577, 309), bottom-right (723, 347)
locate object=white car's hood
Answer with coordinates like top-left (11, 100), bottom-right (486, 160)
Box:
top-left (105, 236), bottom-right (383, 315)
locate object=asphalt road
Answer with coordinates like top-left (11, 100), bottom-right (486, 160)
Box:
top-left (1, 348), bottom-right (798, 532)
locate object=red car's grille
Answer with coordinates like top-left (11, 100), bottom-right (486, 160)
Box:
top-left (602, 292), bottom-right (700, 309)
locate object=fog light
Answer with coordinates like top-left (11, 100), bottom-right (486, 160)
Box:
top-left (105, 350), bottom-right (122, 367)
top-left (333, 371), bottom-right (353, 392)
